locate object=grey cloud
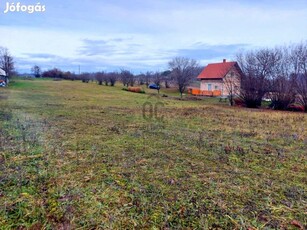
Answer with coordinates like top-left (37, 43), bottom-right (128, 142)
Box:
top-left (175, 43), bottom-right (250, 60)
top-left (16, 43), bottom-right (251, 74)
top-left (78, 38), bottom-right (135, 56)
top-left (23, 53), bottom-right (61, 59)
top-left (79, 39), bottom-right (115, 56)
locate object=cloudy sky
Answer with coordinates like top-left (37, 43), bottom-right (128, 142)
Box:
top-left (0, 0), bottom-right (306, 73)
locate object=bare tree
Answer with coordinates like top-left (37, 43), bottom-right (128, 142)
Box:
top-left (0, 47), bottom-right (14, 82)
top-left (151, 72), bottom-right (162, 94)
top-left (136, 73), bottom-right (145, 85)
top-left (31, 65), bottom-right (41, 78)
top-left (95, 72), bottom-right (104, 85)
top-left (144, 71), bottom-right (153, 88)
top-left (269, 76), bottom-right (295, 110)
top-left (42, 68), bottom-right (63, 78)
top-left (236, 45), bottom-right (307, 110)
top-left (223, 71), bottom-right (241, 106)
top-left (63, 71), bottom-right (76, 80)
top-left (153, 72), bottom-right (162, 86)
top-left (120, 70), bottom-right (135, 87)
top-left (161, 70), bottom-right (172, 88)
top-left (80, 72), bottom-right (93, 83)
top-left (169, 57), bottom-right (198, 98)
top-left (237, 48), bottom-right (282, 108)
top-left (267, 47), bottom-right (296, 110)
top-left (103, 73), bottom-right (109, 86)
top-left (290, 42), bottom-right (307, 111)
top-left (107, 72), bottom-right (118, 86)
top-left (295, 74), bottom-right (307, 111)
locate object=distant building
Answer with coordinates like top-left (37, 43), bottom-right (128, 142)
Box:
top-left (0, 68), bottom-right (7, 86)
top-left (195, 59), bottom-right (243, 96)
top-left (0, 68), bottom-right (6, 76)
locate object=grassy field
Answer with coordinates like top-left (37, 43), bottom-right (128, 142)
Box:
top-left (0, 78), bottom-right (306, 229)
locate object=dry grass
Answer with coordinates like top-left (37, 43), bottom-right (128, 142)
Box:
top-left (0, 78), bottom-right (306, 229)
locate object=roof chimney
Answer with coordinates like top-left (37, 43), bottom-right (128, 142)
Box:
top-left (223, 59), bottom-right (226, 63)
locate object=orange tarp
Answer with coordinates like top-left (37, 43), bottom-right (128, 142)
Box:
top-left (128, 87), bottom-right (142, 93)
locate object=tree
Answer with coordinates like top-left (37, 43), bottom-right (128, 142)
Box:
top-left (31, 65), bottom-right (41, 78)
top-left (223, 71), bottom-right (241, 106)
top-left (153, 72), bottom-right (162, 94)
top-left (290, 42), bottom-right (307, 111)
top-left (103, 73), bottom-right (109, 86)
top-left (152, 72), bottom-right (162, 86)
top-left (295, 74), bottom-right (307, 111)
top-left (161, 70), bottom-right (172, 88)
top-left (42, 68), bottom-right (63, 78)
top-left (107, 72), bottom-right (118, 86)
top-left (269, 76), bottom-right (295, 110)
top-left (0, 47), bottom-right (15, 82)
top-left (136, 73), bottom-right (145, 85)
top-left (267, 47), bottom-right (296, 110)
top-left (63, 71), bottom-right (76, 80)
top-left (95, 72), bottom-right (104, 85)
top-left (169, 57), bottom-right (198, 98)
top-left (120, 70), bottom-right (135, 87)
top-left (236, 48), bottom-right (282, 108)
top-left (79, 72), bottom-right (93, 83)
top-left (144, 71), bottom-right (153, 88)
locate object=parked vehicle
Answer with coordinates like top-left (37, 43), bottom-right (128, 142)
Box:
top-left (0, 80), bottom-right (6, 87)
top-left (149, 83), bottom-right (160, 90)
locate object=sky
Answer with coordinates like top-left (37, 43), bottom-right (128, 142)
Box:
top-left (0, 0), bottom-right (306, 74)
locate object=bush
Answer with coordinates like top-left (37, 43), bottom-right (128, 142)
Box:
top-left (269, 99), bottom-right (293, 110)
top-left (234, 97), bottom-right (245, 106)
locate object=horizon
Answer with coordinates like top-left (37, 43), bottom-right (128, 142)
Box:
top-left (1, 0), bottom-right (307, 74)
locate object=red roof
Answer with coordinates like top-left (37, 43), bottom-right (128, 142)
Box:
top-left (197, 60), bottom-right (239, 79)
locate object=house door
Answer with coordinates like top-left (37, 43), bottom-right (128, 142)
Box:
top-left (208, 84), bottom-right (212, 91)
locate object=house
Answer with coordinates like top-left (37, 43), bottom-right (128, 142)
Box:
top-left (196, 59), bottom-right (243, 97)
top-left (0, 68), bottom-right (7, 86)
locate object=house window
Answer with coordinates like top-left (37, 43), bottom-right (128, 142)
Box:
top-left (208, 84), bottom-right (212, 91)
top-left (215, 85), bottom-right (219, 90)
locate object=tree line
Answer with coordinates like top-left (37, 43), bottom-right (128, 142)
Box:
top-left (1, 41), bottom-right (306, 111)
top-left (40, 68), bottom-right (173, 88)
top-left (39, 61), bottom-right (201, 99)
top-left (236, 42), bottom-right (307, 111)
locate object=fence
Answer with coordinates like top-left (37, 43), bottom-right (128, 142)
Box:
top-left (188, 88), bottom-right (222, 97)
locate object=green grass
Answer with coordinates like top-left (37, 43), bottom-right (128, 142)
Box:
top-left (0, 78), bottom-right (306, 229)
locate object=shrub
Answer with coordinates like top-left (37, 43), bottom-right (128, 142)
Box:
top-left (234, 97), bottom-right (245, 106)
